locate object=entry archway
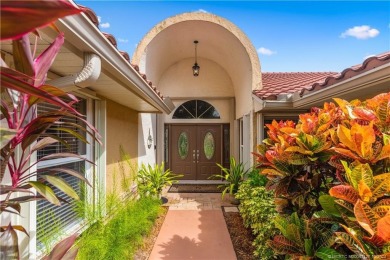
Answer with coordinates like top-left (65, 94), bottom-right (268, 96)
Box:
top-left (132, 12), bottom-right (262, 119)
top-left (133, 12), bottom-right (262, 175)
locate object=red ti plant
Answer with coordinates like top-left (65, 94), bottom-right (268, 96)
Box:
top-left (1, 1), bottom-right (100, 258)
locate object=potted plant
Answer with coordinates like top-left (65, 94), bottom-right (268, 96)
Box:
top-left (210, 157), bottom-right (248, 204)
top-left (136, 163), bottom-right (182, 201)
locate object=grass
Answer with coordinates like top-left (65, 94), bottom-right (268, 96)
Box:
top-left (76, 197), bottom-right (163, 260)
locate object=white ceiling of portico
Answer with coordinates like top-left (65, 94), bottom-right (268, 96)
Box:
top-left (143, 20), bottom-right (251, 89)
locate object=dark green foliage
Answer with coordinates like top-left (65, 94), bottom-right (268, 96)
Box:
top-left (76, 197), bottom-right (162, 260)
top-left (210, 157), bottom-right (248, 198)
top-left (247, 168), bottom-right (268, 187)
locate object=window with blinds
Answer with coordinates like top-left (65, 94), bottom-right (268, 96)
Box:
top-left (37, 99), bottom-right (87, 159)
top-left (36, 161), bottom-right (84, 249)
top-left (36, 98), bottom-right (88, 250)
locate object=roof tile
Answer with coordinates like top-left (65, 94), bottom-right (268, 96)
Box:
top-left (254, 72), bottom-right (337, 99)
top-left (300, 52), bottom-right (390, 96)
top-left (78, 5), bottom-right (99, 27)
top-left (254, 51), bottom-right (390, 100)
top-left (102, 32), bottom-right (117, 48)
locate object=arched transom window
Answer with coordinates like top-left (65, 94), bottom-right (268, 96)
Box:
top-left (172, 100), bottom-right (220, 119)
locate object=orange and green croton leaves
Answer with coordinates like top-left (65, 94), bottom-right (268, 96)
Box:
top-left (332, 121), bottom-right (390, 163)
top-left (327, 160), bottom-right (390, 250)
top-left (256, 92), bottom-right (390, 259)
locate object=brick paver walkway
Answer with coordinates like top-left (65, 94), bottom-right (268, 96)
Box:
top-left (148, 189), bottom-right (237, 260)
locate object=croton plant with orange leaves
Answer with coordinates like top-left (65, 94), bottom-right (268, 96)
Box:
top-left (254, 93), bottom-right (390, 259)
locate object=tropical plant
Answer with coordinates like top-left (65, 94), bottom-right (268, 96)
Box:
top-left (246, 167), bottom-right (268, 187)
top-left (0, 1), bottom-right (101, 258)
top-left (210, 157), bottom-right (249, 199)
top-left (254, 115), bottom-right (336, 217)
top-left (137, 163), bottom-right (182, 198)
top-left (74, 147), bottom-right (137, 226)
top-left (76, 197), bottom-right (163, 260)
top-left (235, 180), bottom-right (278, 258)
top-left (254, 92), bottom-right (390, 259)
top-left (320, 161), bottom-right (390, 258)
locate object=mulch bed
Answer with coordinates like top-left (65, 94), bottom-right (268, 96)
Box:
top-left (168, 184), bottom-right (222, 193)
top-left (222, 207), bottom-right (256, 260)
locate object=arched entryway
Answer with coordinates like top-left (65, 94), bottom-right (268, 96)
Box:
top-left (133, 12), bottom-right (262, 176)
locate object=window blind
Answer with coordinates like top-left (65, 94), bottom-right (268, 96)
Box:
top-left (36, 98), bottom-right (87, 250)
top-left (36, 161), bottom-right (84, 249)
top-left (37, 99), bottom-right (87, 159)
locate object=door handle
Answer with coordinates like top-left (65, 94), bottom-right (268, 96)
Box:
top-left (196, 150), bottom-right (200, 162)
top-left (193, 150), bottom-right (196, 163)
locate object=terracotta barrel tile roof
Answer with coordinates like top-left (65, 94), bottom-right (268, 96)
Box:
top-left (254, 72), bottom-right (337, 99)
top-left (119, 51), bottom-right (130, 62)
top-left (78, 5), bottom-right (99, 27)
top-left (255, 51), bottom-right (390, 100)
top-left (300, 51), bottom-right (390, 96)
top-left (131, 64), bottom-right (140, 72)
top-left (102, 32), bottom-right (117, 48)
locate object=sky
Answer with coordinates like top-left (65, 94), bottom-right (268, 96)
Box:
top-left (77, 1), bottom-right (390, 72)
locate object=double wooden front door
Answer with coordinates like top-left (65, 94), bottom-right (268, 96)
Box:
top-left (170, 124), bottom-right (222, 180)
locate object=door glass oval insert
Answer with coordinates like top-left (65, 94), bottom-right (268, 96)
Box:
top-left (204, 132), bottom-right (215, 160)
top-left (178, 132), bottom-right (189, 159)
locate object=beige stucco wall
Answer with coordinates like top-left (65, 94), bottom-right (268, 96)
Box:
top-left (158, 58), bottom-right (234, 98)
top-left (105, 98), bottom-right (138, 195)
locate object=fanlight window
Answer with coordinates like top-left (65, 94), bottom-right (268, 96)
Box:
top-left (172, 100), bottom-right (220, 119)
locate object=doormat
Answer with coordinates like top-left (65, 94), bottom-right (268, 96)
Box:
top-left (168, 184), bottom-right (223, 193)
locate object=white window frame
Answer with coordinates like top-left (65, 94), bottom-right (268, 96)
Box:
top-left (34, 94), bottom-right (99, 257)
top-left (239, 118), bottom-right (244, 163)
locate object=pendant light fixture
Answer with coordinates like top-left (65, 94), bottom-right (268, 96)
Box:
top-left (192, 40), bottom-right (200, 76)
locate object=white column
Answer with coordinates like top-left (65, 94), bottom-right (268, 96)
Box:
top-left (243, 114), bottom-right (250, 170)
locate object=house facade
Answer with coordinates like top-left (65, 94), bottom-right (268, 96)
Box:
top-left (133, 12), bottom-right (390, 181)
top-left (1, 2), bottom-right (389, 258)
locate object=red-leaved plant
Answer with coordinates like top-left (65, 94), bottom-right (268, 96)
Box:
top-left (1, 1), bottom-right (100, 259)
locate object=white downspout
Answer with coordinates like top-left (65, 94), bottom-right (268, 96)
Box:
top-left (47, 52), bottom-right (101, 91)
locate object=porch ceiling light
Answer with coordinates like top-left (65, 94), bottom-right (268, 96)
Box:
top-left (192, 40), bottom-right (200, 77)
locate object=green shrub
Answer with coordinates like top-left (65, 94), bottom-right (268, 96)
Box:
top-left (137, 163), bottom-right (182, 198)
top-left (76, 197), bottom-right (162, 260)
top-left (246, 168), bottom-right (268, 187)
top-left (235, 181), bottom-right (279, 258)
top-left (210, 157), bottom-right (248, 198)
